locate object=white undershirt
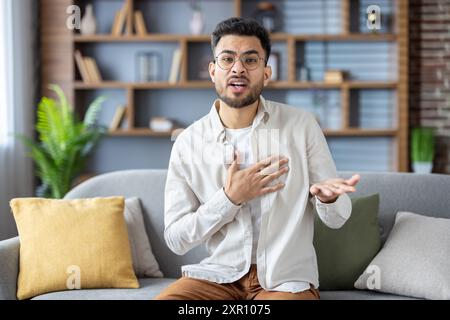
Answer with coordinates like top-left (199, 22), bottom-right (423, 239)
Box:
top-left (224, 126), bottom-right (261, 263)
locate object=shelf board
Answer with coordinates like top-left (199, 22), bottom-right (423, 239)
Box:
top-left (133, 81), bottom-right (214, 89)
top-left (108, 128), bottom-right (180, 137)
top-left (268, 81), bottom-right (397, 89)
top-left (74, 81), bottom-right (397, 90)
top-left (293, 33), bottom-right (397, 41)
top-left (73, 33), bottom-right (397, 43)
top-left (323, 129), bottom-right (397, 136)
top-left (74, 81), bottom-right (214, 89)
top-left (73, 34), bottom-right (196, 42)
top-left (75, 81), bottom-right (128, 89)
top-left (347, 81), bottom-right (397, 89)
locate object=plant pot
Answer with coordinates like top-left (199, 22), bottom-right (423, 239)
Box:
top-left (412, 161), bottom-right (433, 174)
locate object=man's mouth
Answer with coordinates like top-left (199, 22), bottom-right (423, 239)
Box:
top-left (228, 79), bottom-right (249, 93)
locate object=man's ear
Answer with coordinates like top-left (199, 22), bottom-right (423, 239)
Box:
top-left (209, 61), bottom-right (216, 83)
top-left (263, 65), bottom-right (272, 87)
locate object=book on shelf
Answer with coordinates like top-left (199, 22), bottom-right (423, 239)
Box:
top-left (74, 50), bottom-right (91, 82)
top-left (125, 0), bottom-right (133, 35)
top-left (111, 10), bottom-right (121, 35)
top-left (84, 57), bottom-right (103, 82)
top-left (111, 11), bottom-right (119, 35)
top-left (134, 10), bottom-right (148, 36)
top-left (111, 1), bottom-right (129, 35)
top-left (109, 106), bottom-right (127, 131)
top-left (74, 50), bottom-right (103, 83)
top-left (168, 48), bottom-right (182, 83)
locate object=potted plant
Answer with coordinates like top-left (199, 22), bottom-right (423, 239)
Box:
top-left (16, 84), bottom-right (106, 198)
top-left (411, 127), bottom-right (435, 174)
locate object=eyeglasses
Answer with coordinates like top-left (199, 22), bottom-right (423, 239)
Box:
top-left (215, 52), bottom-right (265, 71)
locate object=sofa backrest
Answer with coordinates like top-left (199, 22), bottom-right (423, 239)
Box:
top-left (65, 169), bottom-right (450, 278)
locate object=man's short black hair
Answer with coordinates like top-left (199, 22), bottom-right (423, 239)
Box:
top-left (211, 17), bottom-right (271, 64)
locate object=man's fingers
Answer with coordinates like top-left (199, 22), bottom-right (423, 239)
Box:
top-left (258, 159), bottom-right (289, 176)
top-left (259, 182), bottom-right (285, 196)
top-left (345, 174), bottom-right (360, 186)
top-left (327, 178), bottom-right (347, 184)
top-left (252, 155), bottom-right (288, 173)
top-left (228, 151), bottom-right (241, 173)
top-left (258, 160), bottom-right (289, 176)
top-left (327, 174), bottom-right (360, 186)
top-left (311, 175), bottom-right (359, 200)
top-left (332, 183), bottom-right (355, 193)
top-left (316, 185), bottom-right (334, 197)
top-left (311, 182), bottom-right (356, 201)
top-left (260, 166), bottom-right (289, 185)
top-left (228, 159), bottom-right (238, 173)
top-left (310, 185), bottom-right (319, 195)
top-left (326, 184), bottom-right (345, 195)
top-left (233, 150), bottom-right (240, 163)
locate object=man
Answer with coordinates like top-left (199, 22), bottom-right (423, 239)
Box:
top-left (155, 17), bottom-right (360, 300)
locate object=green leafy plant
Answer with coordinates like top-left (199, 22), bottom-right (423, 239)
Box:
top-left (411, 127), bottom-right (435, 163)
top-left (16, 84), bottom-right (106, 198)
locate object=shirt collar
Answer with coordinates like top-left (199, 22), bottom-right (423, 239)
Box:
top-left (209, 95), bottom-right (270, 142)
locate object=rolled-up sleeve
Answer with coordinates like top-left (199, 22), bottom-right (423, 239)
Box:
top-left (305, 112), bottom-right (352, 229)
top-left (164, 138), bottom-right (241, 255)
top-left (315, 194), bottom-right (351, 229)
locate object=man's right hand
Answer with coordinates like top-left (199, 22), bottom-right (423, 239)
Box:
top-left (224, 152), bottom-right (289, 205)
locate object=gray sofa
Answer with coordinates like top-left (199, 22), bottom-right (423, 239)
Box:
top-left (1, 169), bottom-right (450, 300)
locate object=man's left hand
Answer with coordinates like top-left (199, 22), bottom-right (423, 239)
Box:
top-left (310, 174), bottom-right (360, 204)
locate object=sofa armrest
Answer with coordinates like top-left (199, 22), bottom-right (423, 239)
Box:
top-left (0, 237), bottom-right (19, 300)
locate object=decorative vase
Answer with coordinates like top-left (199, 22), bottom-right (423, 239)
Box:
top-left (254, 1), bottom-right (277, 32)
top-left (80, 4), bottom-right (97, 35)
top-left (412, 161), bottom-right (433, 174)
top-left (189, 10), bottom-right (204, 35)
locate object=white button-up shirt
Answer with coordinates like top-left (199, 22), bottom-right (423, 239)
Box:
top-left (164, 95), bottom-right (352, 291)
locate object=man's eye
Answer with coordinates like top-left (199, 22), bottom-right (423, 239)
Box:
top-left (245, 58), bottom-right (258, 63)
top-left (222, 57), bottom-right (234, 63)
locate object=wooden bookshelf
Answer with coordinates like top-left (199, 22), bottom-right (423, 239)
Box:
top-left (40, 0), bottom-right (409, 171)
top-left (74, 80), bottom-right (398, 90)
top-left (73, 33), bottom-right (397, 43)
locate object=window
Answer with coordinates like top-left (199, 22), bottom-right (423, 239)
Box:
top-left (0, 0), bottom-right (11, 146)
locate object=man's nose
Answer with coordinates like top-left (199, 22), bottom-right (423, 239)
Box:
top-left (231, 58), bottom-right (246, 74)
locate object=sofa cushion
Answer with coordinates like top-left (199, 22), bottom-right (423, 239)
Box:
top-left (125, 197), bottom-right (163, 278)
top-left (354, 211), bottom-right (450, 300)
top-left (10, 197), bottom-right (139, 300)
top-left (31, 279), bottom-right (417, 300)
top-left (32, 278), bottom-right (177, 300)
top-left (314, 193), bottom-right (381, 290)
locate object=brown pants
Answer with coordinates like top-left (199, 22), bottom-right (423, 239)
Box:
top-left (154, 265), bottom-right (320, 300)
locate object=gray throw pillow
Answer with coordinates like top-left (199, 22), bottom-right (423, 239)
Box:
top-left (354, 211), bottom-right (450, 300)
top-left (124, 197), bottom-right (163, 278)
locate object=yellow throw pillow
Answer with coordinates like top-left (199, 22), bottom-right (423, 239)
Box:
top-left (10, 196), bottom-right (139, 300)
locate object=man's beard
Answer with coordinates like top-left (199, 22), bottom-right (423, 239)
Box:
top-left (216, 81), bottom-right (263, 109)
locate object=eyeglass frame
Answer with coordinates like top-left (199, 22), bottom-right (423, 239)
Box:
top-left (214, 50), bottom-right (267, 71)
